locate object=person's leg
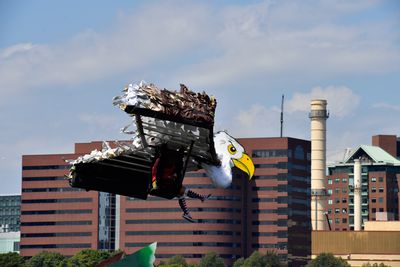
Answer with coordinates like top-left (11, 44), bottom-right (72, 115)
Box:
top-left (185, 188), bottom-right (211, 202)
top-left (178, 196), bottom-right (194, 223)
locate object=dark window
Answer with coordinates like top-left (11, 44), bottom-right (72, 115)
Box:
top-left (22, 198), bottom-right (92, 204)
top-left (379, 177), bottom-right (384, 182)
top-left (20, 243), bottom-right (91, 249)
top-left (342, 218), bottom-right (347, 223)
top-left (21, 221), bottom-right (92, 226)
top-left (372, 208), bottom-right (376, 213)
top-left (371, 187), bottom-right (376, 193)
top-left (379, 197), bottom-right (384, 203)
top-left (371, 198), bottom-right (376, 203)
top-left (252, 149), bottom-right (289, 158)
top-left (21, 209), bottom-right (92, 215)
top-left (21, 232), bottom-right (92, 238)
top-left (22, 165), bottom-right (70, 170)
top-left (22, 187), bottom-right (82, 193)
top-left (294, 146), bottom-right (305, 160)
top-left (126, 219), bottom-right (240, 224)
top-left (22, 176), bottom-right (66, 181)
top-left (379, 208), bottom-right (384, 212)
top-left (379, 187), bottom-right (384, 193)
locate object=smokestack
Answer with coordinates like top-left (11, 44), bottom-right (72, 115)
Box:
top-left (353, 159), bottom-right (362, 231)
top-left (310, 99), bottom-right (329, 231)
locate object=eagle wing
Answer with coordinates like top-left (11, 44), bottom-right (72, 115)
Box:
top-left (67, 82), bottom-right (220, 199)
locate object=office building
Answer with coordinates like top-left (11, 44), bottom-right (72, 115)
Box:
top-left (326, 135), bottom-right (400, 231)
top-left (0, 195), bottom-right (21, 232)
top-left (20, 142), bottom-right (115, 257)
top-left (21, 137), bottom-right (311, 266)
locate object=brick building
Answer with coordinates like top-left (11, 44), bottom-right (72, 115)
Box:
top-left (20, 137), bottom-right (311, 266)
top-left (326, 135), bottom-right (400, 231)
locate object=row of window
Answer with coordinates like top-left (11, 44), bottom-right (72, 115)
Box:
top-left (252, 197), bottom-right (288, 203)
top-left (252, 242), bottom-right (287, 249)
top-left (125, 219), bottom-right (241, 224)
top-left (126, 230), bottom-right (241, 236)
top-left (20, 243), bottom-right (91, 249)
top-left (126, 207), bottom-right (241, 213)
top-left (328, 177), bottom-right (385, 184)
top-left (252, 149), bottom-right (291, 158)
top-left (252, 220), bottom-right (288, 226)
top-left (22, 198), bottom-right (92, 204)
top-left (0, 199), bottom-right (20, 207)
top-left (328, 197), bottom-right (384, 205)
top-left (125, 242), bottom-right (241, 248)
top-left (21, 232), bottom-right (92, 238)
top-left (21, 221), bottom-right (92, 226)
top-left (0, 208), bottom-right (20, 215)
top-left (252, 231), bottom-right (288, 238)
top-left (22, 187), bottom-right (83, 193)
top-left (252, 208), bottom-right (289, 215)
top-left (22, 176), bottom-right (66, 181)
top-left (21, 209), bottom-right (92, 215)
top-left (22, 165), bottom-right (70, 170)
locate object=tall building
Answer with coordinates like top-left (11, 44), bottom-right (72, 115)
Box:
top-left (20, 142), bottom-right (115, 257)
top-left (0, 195), bottom-right (21, 232)
top-left (20, 137), bottom-right (311, 266)
top-left (326, 135), bottom-right (400, 231)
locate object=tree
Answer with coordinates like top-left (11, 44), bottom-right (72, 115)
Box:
top-left (362, 263), bottom-right (391, 267)
top-left (237, 251), bottom-right (283, 267)
top-left (0, 252), bottom-right (25, 267)
top-left (67, 249), bottom-right (113, 267)
top-left (306, 253), bottom-right (350, 267)
top-left (25, 251), bottom-right (67, 267)
top-left (233, 257), bottom-right (245, 267)
top-left (158, 255), bottom-right (188, 267)
top-left (263, 251), bottom-right (283, 267)
top-left (199, 252), bottom-right (225, 267)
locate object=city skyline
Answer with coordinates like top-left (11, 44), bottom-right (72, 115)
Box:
top-left (1, 0), bottom-right (400, 194)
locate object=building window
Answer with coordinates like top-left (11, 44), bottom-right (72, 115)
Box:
top-left (342, 178), bottom-right (347, 183)
top-left (371, 198), bottom-right (376, 203)
top-left (329, 219), bottom-right (333, 225)
top-left (379, 208), bottom-right (384, 212)
top-left (335, 178), bottom-right (340, 183)
top-left (328, 199), bottom-right (333, 205)
top-left (335, 198), bottom-right (340, 204)
top-left (342, 188), bottom-right (347, 194)
top-left (342, 208), bottom-right (347, 214)
top-left (342, 218), bottom-right (347, 223)
top-left (335, 188), bottom-right (340, 194)
top-left (371, 187), bottom-right (376, 193)
top-left (379, 187), bottom-right (384, 193)
top-left (342, 198), bottom-right (347, 203)
top-left (379, 177), bottom-right (384, 182)
top-left (379, 197), bottom-right (384, 203)
top-left (328, 189), bottom-right (333, 195)
top-left (371, 177), bottom-right (376, 182)
top-left (294, 145), bottom-right (305, 160)
top-left (328, 209), bottom-right (332, 214)
top-left (372, 208), bottom-right (376, 213)
top-left (328, 179), bottom-right (333, 185)
top-left (335, 218), bottom-right (340, 224)
top-left (335, 208), bottom-right (340, 214)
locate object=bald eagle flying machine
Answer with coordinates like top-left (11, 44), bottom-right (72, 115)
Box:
top-left (68, 82), bottom-right (254, 222)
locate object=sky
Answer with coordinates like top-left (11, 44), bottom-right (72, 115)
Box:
top-left (0, 0), bottom-right (399, 194)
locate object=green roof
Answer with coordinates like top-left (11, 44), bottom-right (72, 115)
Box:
top-left (344, 145), bottom-right (400, 165)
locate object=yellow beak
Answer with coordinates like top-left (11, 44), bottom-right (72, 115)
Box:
top-left (232, 153), bottom-right (255, 180)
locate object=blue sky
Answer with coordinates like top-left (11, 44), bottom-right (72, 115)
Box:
top-left (1, 0), bottom-right (399, 194)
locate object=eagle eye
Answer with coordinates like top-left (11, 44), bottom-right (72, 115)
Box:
top-left (228, 144), bottom-right (237, 155)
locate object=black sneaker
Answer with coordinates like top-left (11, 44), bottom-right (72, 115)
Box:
top-left (182, 213), bottom-right (195, 223)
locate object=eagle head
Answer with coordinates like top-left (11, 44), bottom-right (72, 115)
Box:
top-left (203, 131), bottom-right (255, 188)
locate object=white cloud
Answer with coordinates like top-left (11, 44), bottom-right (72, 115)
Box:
top-left (0, 2), bottom-right (211, 103)
top-left (372, 102), bottom-right (400, 112)
top-left (286, 86), bottom-right (360, 117)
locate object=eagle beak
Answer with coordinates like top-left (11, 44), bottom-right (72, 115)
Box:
top-left (232, 153), bottom-right (255, 180)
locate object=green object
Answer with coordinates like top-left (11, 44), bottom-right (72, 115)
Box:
top-left (110, 242), bottom-right (157, 267)
top-left (306, 253), bottom-right (350, 267)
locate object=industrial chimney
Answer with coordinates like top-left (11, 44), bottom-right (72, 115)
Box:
top-left (353, 159), bottom-right (362, 231)
top-left (309, 99), bottom-right (329, 231)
